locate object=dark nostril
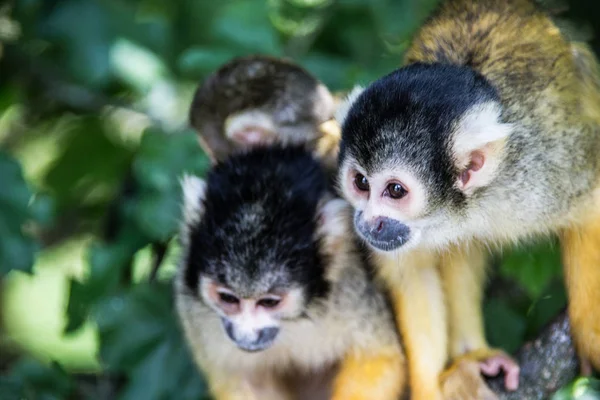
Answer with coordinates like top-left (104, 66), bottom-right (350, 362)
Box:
top-left (258, 327), bottom-right (279, 344)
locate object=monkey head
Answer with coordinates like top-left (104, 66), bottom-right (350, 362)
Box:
top-left (190, 55), bottom-right (337, 162)
top-left (179, 145), bottom-right (349, 352)
top-left (337, 63), bottom-right (513, 253)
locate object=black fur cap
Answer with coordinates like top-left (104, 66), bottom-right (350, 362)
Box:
top-left (184, 145), bottom-right (330, 301)
top-left (339, 62), bottom-right (500, 209)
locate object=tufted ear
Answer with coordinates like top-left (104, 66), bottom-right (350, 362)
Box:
top-left (315, 197), bottom-right (351, 255)
top-left (180, 174), bottom-right (207, 238)
top-left (334, 85), bottom-right (365, 126)
top-left (452, 102), bottom-right (513, 193)
top-left (224, 110), bottom-right (277, 146)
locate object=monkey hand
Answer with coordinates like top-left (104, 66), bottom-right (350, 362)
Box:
top-left (440, 358), bottom-right (497, 400)
top-left (440, 348), bottom-right (519, 399)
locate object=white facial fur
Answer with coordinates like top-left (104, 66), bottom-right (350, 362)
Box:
top-left (180, 174), bottom-right (206, 245)
top-left (451, 102), bottom-right (512, 194)
top-left (312, 83), bottom-right (337, 123)
top-left (334, 85), bottom-right (364, 126)
top-left (338, 101), bottom-right (513, 253)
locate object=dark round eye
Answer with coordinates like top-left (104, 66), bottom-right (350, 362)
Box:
top-left (257, 298), bottom-right (281, 309)
top-left (354, 173), bottom-right (370, 192)
top-left (218, 292), bottom-right (239, 305)
top-left (387, 182), bottom-right (408, 199)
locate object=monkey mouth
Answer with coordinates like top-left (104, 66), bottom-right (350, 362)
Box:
top-left (353, 211), bottom-right (411, 252)
top-left (361, 236), bottom-right (409, 252)
top-left (234, 337), bottom-right (277, 353)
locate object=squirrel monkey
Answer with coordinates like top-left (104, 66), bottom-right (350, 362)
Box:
top-left (336, 0), bottom-right (600, 398)
top-left (174, 145), bottom-right (407, 400)
top-left (189, 55), bottom-right (340, 172)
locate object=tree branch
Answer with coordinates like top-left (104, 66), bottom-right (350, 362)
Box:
top-left (488, 310), bottom-right (579, 399)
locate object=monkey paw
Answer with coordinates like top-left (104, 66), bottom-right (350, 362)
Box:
top-left (440, 359), bottom-right (498, 400)
top-left (440, 349), bottom-right (519, 399)
top-left (477, 350), bottom-right (520, 391)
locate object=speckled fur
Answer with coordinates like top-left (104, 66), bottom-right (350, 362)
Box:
top-left (189, 55), bottom-right (337, 163)
top-left (402, 0), bottom-right (600, 241)
top-left (174, 146), bottom-right (405, 400)
top-left (337, 0), bottom-right (600, 397)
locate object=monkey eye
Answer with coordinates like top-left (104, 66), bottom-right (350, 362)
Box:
top-left (218, 291), bottom-right (240, 305)
top-left (353, 173), bottom-right (370, 192)
top-left (257, 297), bottom-right (281, 309)
top-left (386, 182), bottom-right (408, 199)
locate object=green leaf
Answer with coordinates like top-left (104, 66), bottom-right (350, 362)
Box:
top-left (211, 0), bottom-right (281, 54)
top-left (95, 283), bottom-right (208, 399)
top-left (131, 128), bottom-right (209, 240)
top-left (484, 298), bottom-right (527, 353)
top-left (552, 377), bottom-right (600, 400)
top-left (41, 0), bottom-right (112, 87)
top-left (0, 151), bottom-right (42, 275)
top-left (43, 117), bottom-right (133, 209)
top-left (523, 280), bottom-right (567, 339)
top-left (499, 239), bottom-right (563, 299)
top-left (110, 39), bottom-right (170, 93)
top-left (178, 47), bottom-right (241, 78)
top-left (134, 192), bottom-right (181, 242)
top-left (0, 358), bottom-right (74, 400)
top-left (65, 226), bottom-right (148, 333)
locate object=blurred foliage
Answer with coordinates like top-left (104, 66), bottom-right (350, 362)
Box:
top-left (0, 0), bottom-right (599, 398)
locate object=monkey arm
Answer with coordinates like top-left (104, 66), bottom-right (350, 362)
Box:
top-left (330, 345), bottom-right (406, 400)
top-left (438, 244), bottom-right (520, 399)
top-left (440, 244), bottom-right (489, 359)
top-left (379, 252), bottom-right (447, 400)
top-left (560, 215), bottom-right (600, 374)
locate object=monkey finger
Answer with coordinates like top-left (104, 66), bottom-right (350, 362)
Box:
top-left (478, 353), bottom-right (520, 391)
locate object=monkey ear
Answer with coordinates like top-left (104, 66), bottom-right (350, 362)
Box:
top-left (334, 85), bottom-right (365, 126)
top-left (180, 174), bottom-right (207, 232)
top-left (452, 102), bottom-right (513, 192)
top-left (316, 197), bottom-right (351, 254)
top-left (224, 110), bottom-right (276, 146)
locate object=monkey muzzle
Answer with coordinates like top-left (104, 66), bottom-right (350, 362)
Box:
top-left (354, 211), bottom-right (411, 252)
top-left (222, 318), bottom-right (280, 352)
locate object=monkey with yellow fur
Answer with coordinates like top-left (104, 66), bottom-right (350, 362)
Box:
top-left (336, 0), bottom-right (600, 398)
top-left (177, 56), bottom-right (407, 399)
top-left (174, 146), bottom-right (406, 400)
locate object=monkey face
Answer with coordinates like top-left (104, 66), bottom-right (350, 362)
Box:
top-left (337, 64), bottom-right (513, 253)
top-left (179, 146), bottom-right (350, 351)
top-left (198, 276), bottom-right (306, 352)
top-left (339, 160), bottom-right (429, 252)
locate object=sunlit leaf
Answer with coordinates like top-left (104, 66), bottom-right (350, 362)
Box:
top-left (110, 39), bottom-right (170, 93)
top-left (552, 377), bottom-right (600, 400)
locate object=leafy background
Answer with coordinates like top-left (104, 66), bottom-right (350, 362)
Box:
top-left (1, 0), bottom-right (600, 398)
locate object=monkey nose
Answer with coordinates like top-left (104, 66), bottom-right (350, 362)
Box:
top-left (222, 318), bottom-right (280, 352)
top-left (236, 327), bottom-right (279, 352)
top-left (354, 213), bottom-right (411, 251)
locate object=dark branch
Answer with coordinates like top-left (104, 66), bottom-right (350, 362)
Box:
top-left (488, 311), bottom-right (579, 399)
